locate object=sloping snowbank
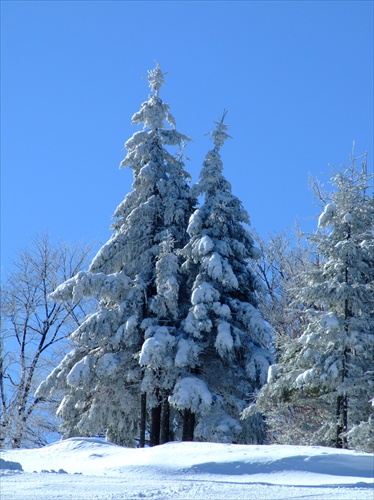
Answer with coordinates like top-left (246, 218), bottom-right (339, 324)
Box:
top-left (1, 437), bottom-right (373, 499)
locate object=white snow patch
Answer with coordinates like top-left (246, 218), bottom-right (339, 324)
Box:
top-left (175, 338), bottom-right (198, 367)
top-left (66, 356), bottom-right (93, 388)
top-left (139, 328), bottom-right (176, 367)
top-left (267, 363), bottom-right (282, 383)
top-left (169, 377), bottom-right (213, 413)
top-left (321, 312), bottom-right (339, 329)
top-left (187, 211), bottom-right (202, 235)
top-left (207, 252), bottom-right (223, 279)
top-left (95, 353), bottom-right (120, 378)
top-left (191, 282), bottom-right (219, 305)
top-left (343, 212), bottom-right (354, 223)
top-left (295, 368), bottom-right (315, 387)
top-left (195, 235), bottom-right (214, 256)
top-left (318, 203), bottom-right (336, 228)
top-left (215, 321), bottom-right (234, 354)
top-left (212, 301), bottom-right (231, 319)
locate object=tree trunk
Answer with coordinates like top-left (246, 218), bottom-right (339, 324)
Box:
top-left (182, 408), bottom-right (195, 441)
top-left (336, 394), bottom-right (348, 448)
top-left (139, 393), bottom-right (147, 448)
top-left (0, 355), bottom-right (8, 448)
top-left (160, 398), bottom-right (170, 444)
top-left (11, 403), bottom-right (28, 449)
top-left (336, 224), bottom-right (351, 450)
top-left (149, 403), bottom-right (161, 447)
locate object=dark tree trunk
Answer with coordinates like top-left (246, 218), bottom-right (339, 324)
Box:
top-left (336, 232), bottom-right (351, 450)
top-left (335, 224), bottom-right (351, 449)
top-left (188, 411), bottom-right (195, 441)
top-left (149, 403), bottom-right (161, 447)
top-left (139, 393), bottom-right (147, 448)
top-left (160, 398), bottom-right (170, 444)
top-left (336, 394), bottom-right (348, 448)
top-left (182, 408), bottom-right (195, 441)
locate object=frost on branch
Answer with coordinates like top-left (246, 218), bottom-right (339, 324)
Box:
top-left (50, 270), bottom-right (131, 304)
top-left (35, 348), bottom-right (85, 398)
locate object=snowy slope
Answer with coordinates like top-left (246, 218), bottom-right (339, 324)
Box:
top-left (1, 438), bottom-right (373, 499)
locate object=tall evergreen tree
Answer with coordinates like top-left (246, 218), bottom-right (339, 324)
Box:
top-left (247, 152), bottom-right (374, 451)
top-left (36, 65), bottom-right (194, 446)
top-left (169, 113), bottom-right (273, 443)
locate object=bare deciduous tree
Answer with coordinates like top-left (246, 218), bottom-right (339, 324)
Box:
top-left (0, 234), bottom-right (94, 448)
top-left (250, 227), bottom-right (315, 349)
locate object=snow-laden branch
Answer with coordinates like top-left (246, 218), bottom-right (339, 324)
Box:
top-left (50, 271), bottom-right (132, 304)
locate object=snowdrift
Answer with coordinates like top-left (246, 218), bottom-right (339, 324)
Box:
top-left (1, 438), bottom-right (373, 499)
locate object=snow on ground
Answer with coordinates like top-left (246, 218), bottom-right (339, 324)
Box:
top-left (1, 437), bottom-right (373, 500)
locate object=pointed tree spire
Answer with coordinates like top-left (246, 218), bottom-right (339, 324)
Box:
top-left (209, 110), bottom-right (232, 151)
top-left (147, 63), bottom-right (166, 96)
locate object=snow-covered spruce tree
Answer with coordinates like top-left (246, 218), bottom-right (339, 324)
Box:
top-left (246, 152), bottom-right (374, 451)
top-left (169, 113), bottom-right (273, 444)
top-left (36, 65), bottom-right (194, 447)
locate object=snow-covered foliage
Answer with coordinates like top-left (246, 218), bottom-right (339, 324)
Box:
top-left (170, 113), bottom-right (273, 444)
top-left (169, 377), bottom-right (213, 413)
top-left (250, 155), bottom-right (374, 450)
top-left (51, 271), bottom-right (131, 304)
top-left (36, 65), bottom-right (194, 446)
top-left (318, 202), bottom-right (336, 228)
top-left (346, 417), bottom-right (374, 453)
top-left (139, 328), bottom-right (176, 368)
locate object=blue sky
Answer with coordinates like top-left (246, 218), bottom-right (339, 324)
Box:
top-left (1, 0), bottom-right (373, 272)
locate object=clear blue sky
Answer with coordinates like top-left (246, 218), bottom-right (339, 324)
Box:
top-left (1, 1), bottom-right (373, 272)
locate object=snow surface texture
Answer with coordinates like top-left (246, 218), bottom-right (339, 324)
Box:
top-left (1, 438), bottom-right (373, 499)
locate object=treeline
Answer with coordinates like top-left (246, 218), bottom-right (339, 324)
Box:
top-left (1, 66), bottom-right (373, 452)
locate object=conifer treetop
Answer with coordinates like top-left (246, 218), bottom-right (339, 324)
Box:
top-left (208, 110), bottom-right (232, 151)
top-left (147, 63), bottom-right (166, 95)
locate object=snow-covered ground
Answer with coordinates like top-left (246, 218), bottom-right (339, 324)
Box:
top-left (1, 437), bottom-right (373, 499)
